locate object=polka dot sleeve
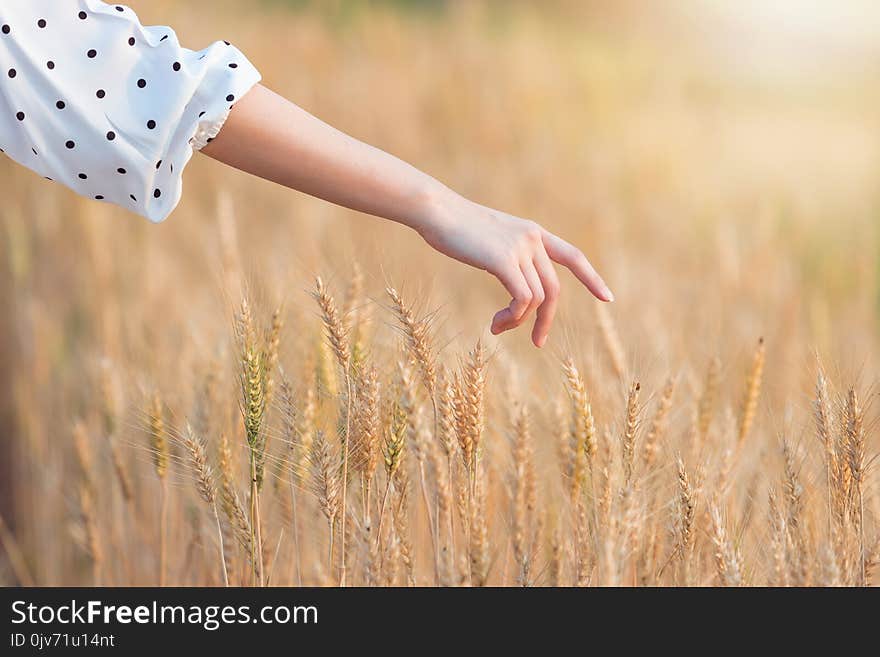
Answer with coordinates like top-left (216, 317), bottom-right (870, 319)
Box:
top-left (0, 1), bottom-right (261, 223)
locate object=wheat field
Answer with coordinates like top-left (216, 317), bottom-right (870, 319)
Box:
top-left (1, 0), bottom-right (879, 587)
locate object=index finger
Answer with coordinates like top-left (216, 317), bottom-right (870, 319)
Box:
top-left (542, 230), bottom-right (614, 302)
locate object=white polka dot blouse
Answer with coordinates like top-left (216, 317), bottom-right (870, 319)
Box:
top-left (0, 1), bottom-right (262, 222)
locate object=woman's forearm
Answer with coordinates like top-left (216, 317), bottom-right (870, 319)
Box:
top-left (201, 84), bottom-right (447, 232)
top-left (202, 83), bottom-right (612, 347)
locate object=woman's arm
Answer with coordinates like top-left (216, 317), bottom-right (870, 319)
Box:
top-left (202, 84), bottom-right (613, 347)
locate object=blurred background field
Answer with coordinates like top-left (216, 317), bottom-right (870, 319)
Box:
top-left (1, 0), bottom-right (879, 586)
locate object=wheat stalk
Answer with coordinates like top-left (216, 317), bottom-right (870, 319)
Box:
top-left (709, 500), bottom-right (743, 586)
top-left (843, 388), bottom-right (866, 586)
top-left (377, 399), bottom-right (407, 545)
top-left (147, 392), bottom-right (169, 585)
top-left (182, 424), bottom-right (228, 586)
top-left (622, 381), bottom-right (640, 485)
top-left (218, 432), bottom-right (252, 559)
top-left (468, 462), bottom-right (489, 586)
top-left (813, 365), bottom-right (837, 544)
top-left (643, 376), bottom-right (675, 469)
top-left (596, 302), bottom-right (626, 379)
top-left (697, 357), bottom-right (721, 443)
top-left (736, 337), bottom-right (765, 451)
top-left (561, 358), bottom-right (591, 521)
top-left (459, 340), bottom-right (486, 495)
top-left (235, 299), bottom-right (266, 586)
top-left (511, 403), bottom-right (537, 586)
top-left (313, 276), bottom-right (353, 586)
top-left (310, 431), bottom-right (341, 568)
top-left (387, 286), bottom-right (437, 398)
top-left (674, 456), bottom-right (695, 584)
top-left (352, 363), bottom-right (381, 528)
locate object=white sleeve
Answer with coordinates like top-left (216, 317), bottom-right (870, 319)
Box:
top-left (0, 0), bottom-right (261, 223)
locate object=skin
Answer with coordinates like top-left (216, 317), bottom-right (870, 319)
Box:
top-left (202, 84), bottom-right (614, 347)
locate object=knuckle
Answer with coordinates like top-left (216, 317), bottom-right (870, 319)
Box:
top-left (545, 279), bottom-right (560, 299)
top-left (524, 223), bottom-right (542, 244)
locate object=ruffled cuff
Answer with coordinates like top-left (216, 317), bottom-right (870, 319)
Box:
top-left (142, 38), bottom-right (261, 223)
top-left (186, 43), bottom-right (261, 152)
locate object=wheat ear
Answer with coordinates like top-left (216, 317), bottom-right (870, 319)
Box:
top-left (736, 337), bottom-right (765, 451)
top-left (183, 424), bottom-right (228, 586)
top-left (314, 276), bottom-right (353, 586)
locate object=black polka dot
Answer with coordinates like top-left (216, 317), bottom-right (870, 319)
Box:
top-left (153, 189), bottom-right (161, 198)
top-left (226, 94), bottom-right (235, 102)
top-left (117, 168), bottom-right (127, 174)
top-left (78, 173), bottom-right (88, 180)
top-left (130, 194), bottom-right (137, 202)
top-left (229, 63), bottom-right (238, 68)
top-left (137, 78), bottom-right (146, 88)
top-left (170, 163), bottom-right (174, 173)
top-left (79, 11), bottom-right (88, 20)
top-left (198, 111), bottom-right (206, 117)
top-left (96, 89), bottom-right (106, 99)
top-left (56, 100), bottom-right (65, 109)
top-left (47, 61), bottom-right (55, 70)
top-left (87, 49), bottom-right (97, 58)
top-left (224, 40), bottom-right (230, 45)
top-left (206, 137), bottom-right (214, 143)
top-left (106, 131), bottom-right (116, 141)
top-left (156, 160), bottom-right (162, 169)
top-left (37, 19), bottom-right (47, 29)
top-left (7, 69), bottom-right (15, 78)
top-left (15, 112), bottom-right (24, 121)
top-left (147, 120), bottom-right (156, 130)
top-left (172, 62), bottom-right (181, 71)
top-left (95, 195), bottom-right (104, 200)
top-left (160, 35), bottom-right (168, 42)
top-left (31, 147), bottom-right (37, 155)
top-left (1, 25), bottom-right (10, 35)
top-left (65, 140), bottom-right (75, 149)
top-left (128, 37), bottom-right (135, 46)
top-left (116, 6), bottom-right (124, 12)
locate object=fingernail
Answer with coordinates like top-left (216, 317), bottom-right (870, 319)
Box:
top-left (603, 286), bottom-right (615, 302)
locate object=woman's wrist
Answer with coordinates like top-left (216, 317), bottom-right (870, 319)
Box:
top-left (406, 180), bottom-right (464, 237)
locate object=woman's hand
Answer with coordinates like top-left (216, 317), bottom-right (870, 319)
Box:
top-left (415, 190), bottom-right (614, 347)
